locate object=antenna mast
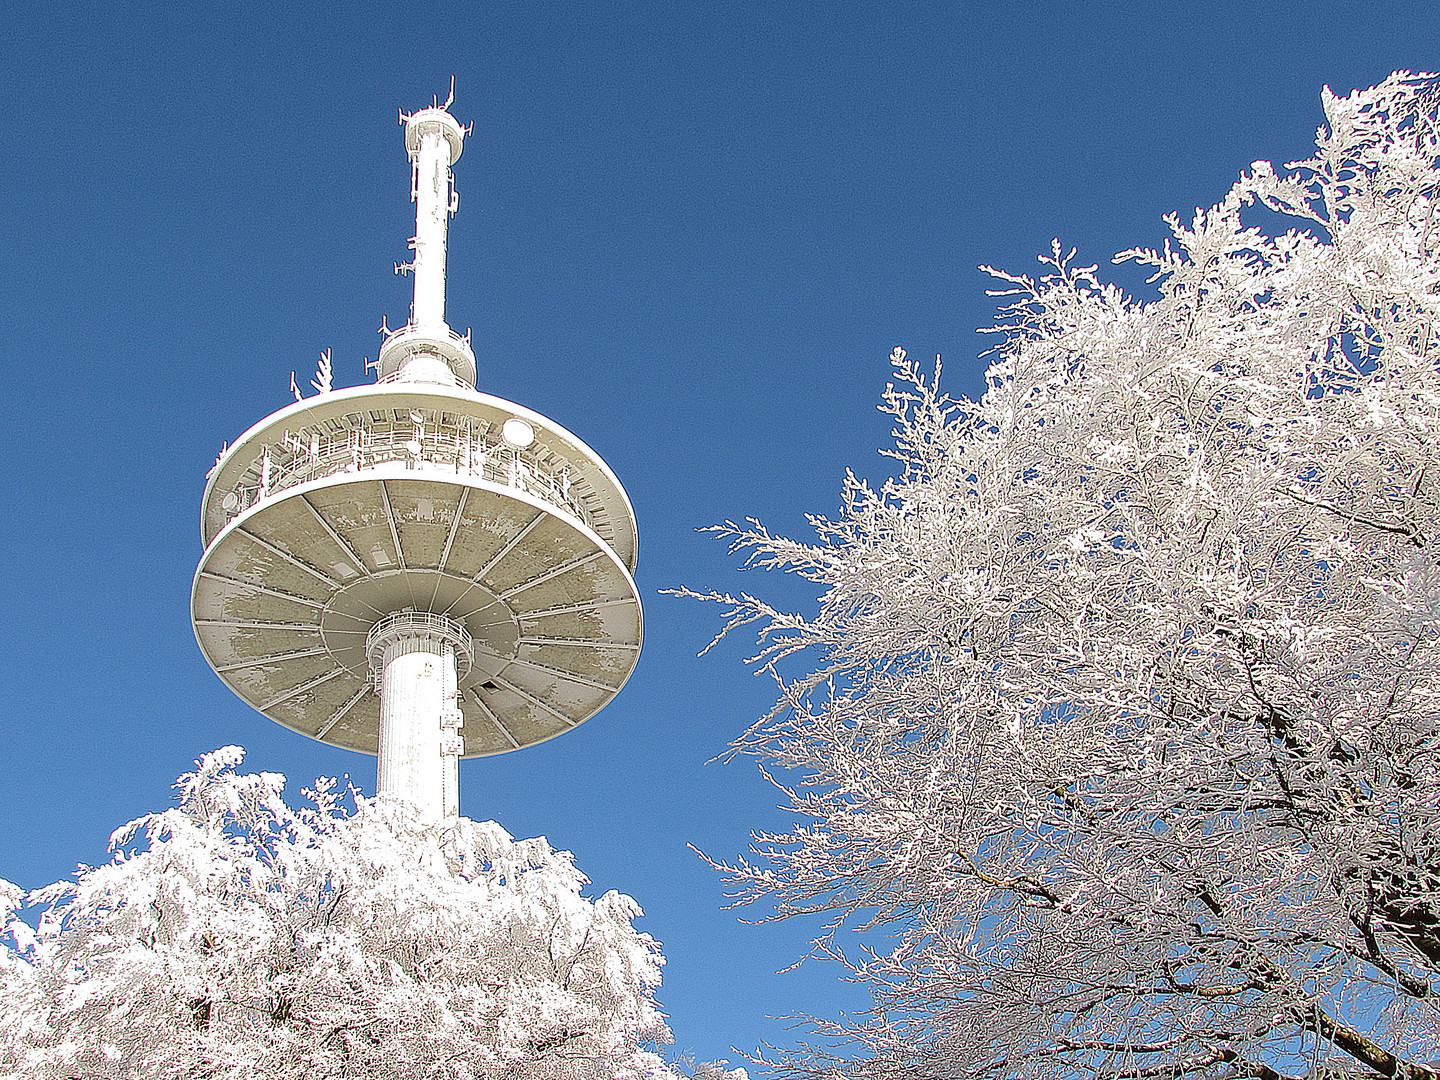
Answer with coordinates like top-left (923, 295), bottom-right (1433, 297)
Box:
top-left (379, 86), bottom-right (476, 387)
top-left (402, 96), bottom-right (465, 328)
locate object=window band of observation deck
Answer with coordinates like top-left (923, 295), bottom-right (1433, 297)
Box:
top-left (215, 410), bottom-right (602, 537)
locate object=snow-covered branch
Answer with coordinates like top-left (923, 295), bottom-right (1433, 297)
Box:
top-left (0, 749), bottom-right (677, 1080)
top-left (695, 72), bottom-right (1440, 1080)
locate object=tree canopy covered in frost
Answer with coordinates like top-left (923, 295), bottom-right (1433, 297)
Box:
top-left (0, 748), bottom-right (674, 1080)
top-left (687, 72), bottom-right (1440, 1080)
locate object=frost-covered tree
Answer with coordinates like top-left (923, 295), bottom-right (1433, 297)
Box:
top-left (686, 73), bottom-right (1440, 1080)
top-left (0, 747), bottom-right (674, 1080)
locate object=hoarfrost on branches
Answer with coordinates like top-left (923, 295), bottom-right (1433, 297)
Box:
top-left (0, 747), bottom-right (675, 1080)
top-left (684, 72), bottom-right (1440, 1080)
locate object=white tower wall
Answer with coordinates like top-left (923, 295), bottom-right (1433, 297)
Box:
top-left (376, 640), bottom-right (454, 816)
top-left (368, 611), bottom-right (471, 818)
top-left (411, 127), bottom-right (452, 330)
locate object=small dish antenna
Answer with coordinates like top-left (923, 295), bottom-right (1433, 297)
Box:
top-left (501, 418), bottom-right (535, 448)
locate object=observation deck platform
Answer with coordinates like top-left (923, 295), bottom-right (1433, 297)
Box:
top-left (192, 383), bottom-right (641, 759)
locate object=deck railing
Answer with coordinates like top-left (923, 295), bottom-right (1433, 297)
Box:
top-left (218, 412), bottom-right (595, 530)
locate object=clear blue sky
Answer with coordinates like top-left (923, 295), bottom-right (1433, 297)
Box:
top-left (2, 0), bottom-right (1437, 1067)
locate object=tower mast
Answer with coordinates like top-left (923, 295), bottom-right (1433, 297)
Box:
top-left (193, 92), bottom-right (642, 819)
top-left (401, 95), bottom-right (464, 335)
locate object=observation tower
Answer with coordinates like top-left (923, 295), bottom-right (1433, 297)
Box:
top-left (191, 94), bottom-right (641, 818)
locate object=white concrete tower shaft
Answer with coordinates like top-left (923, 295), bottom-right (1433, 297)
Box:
top-left (379, 100), bottom-right (476, 388)
top-left (367, 612), bottom-right (471, 817)
top-left (409, 120), bottom-right (456, 329)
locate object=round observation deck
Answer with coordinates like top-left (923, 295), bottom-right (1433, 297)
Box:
top-left (191, 383), bottom-right (641, 758)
